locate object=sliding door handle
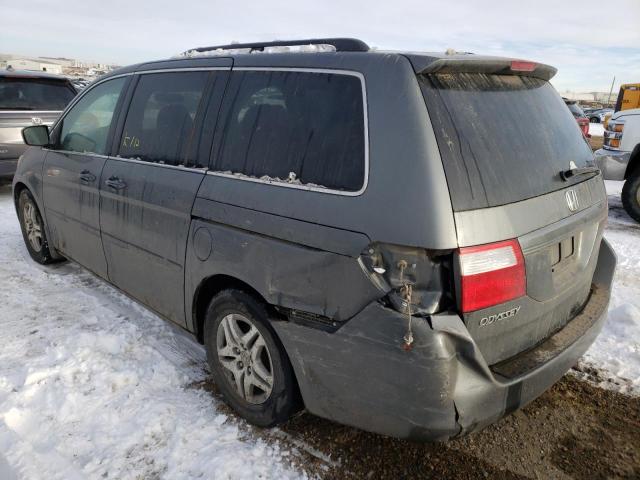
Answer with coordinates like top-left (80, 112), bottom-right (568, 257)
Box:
top-left (105, 176), bottom-right (127, 190)
top-left (79, 170), bottom-right (96, 183)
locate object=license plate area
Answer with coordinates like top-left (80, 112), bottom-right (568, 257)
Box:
top-left (551, 236), bottom-right (575, 272)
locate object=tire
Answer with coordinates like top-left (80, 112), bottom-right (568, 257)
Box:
top-left (622, 172), bottom-right (640, 223)
top-left (203, 289), bottom-right (300, 427)
top-left (590, 117), bottom-right (599, 123)
top-left (16, 189), bottom-right (59, 264)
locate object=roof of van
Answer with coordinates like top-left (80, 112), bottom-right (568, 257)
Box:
top-left (102, 38), bottom-right (557, 82)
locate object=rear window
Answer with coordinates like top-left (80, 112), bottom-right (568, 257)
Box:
top-left (419, 73), bottom-right (595, 211)
top-left (0, 77), bottom-right (75, 110)
top-left (214, 70), bottom-right (365, 192)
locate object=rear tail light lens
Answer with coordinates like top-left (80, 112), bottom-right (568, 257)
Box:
top-left (458, 239), bottom-right (526, 312)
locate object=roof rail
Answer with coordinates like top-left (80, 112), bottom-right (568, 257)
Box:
top-left (186, 38), bottom-right (370, 54)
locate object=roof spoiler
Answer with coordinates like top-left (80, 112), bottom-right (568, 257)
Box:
top-left (417, 57), bottom-right (557, 81)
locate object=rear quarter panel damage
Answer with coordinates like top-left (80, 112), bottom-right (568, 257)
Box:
top-left (184, 199), bottom-right (384, 334)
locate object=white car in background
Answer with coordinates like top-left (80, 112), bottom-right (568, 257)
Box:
top-left (595, 108), bottom-right (640, 221)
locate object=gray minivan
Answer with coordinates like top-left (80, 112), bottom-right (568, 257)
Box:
top-left (14, 39), bottom-right (616, 441)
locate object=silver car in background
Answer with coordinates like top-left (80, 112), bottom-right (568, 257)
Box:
top-left (0, 68), bottom-right (76, 179)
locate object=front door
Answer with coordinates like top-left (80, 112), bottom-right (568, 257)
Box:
top-left (99, 67), bottom-right (229, 326)
top-left (43, 77), bottom-right (128, 277)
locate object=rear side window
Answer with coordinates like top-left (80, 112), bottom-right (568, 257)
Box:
top-left (0, 78), bottom-right (75, 110)
top-left (214, 70), bottom-right (365, 192)
top-left (119, 72), bottom-right (209, 166)
top-left (58, 77), bottom-right (126, 155)
top-left (419, 74), bottom-right (595, 211)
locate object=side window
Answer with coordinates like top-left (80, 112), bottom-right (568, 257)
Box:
top-left (118, 72), bottom-right (208, 166)
top-left (216, 71), bottom-right (365, 192)
top-left (58, 77), bottom-right (126, 155)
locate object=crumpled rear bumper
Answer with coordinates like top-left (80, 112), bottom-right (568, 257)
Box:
top-left (272, 239), bottom-right (616, 441)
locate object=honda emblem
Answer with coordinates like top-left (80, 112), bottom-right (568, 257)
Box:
top-left (566, 189), bottom-right (579, 212)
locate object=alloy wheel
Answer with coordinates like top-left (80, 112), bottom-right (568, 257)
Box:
top-left (23, 201), bottom-right (43, 252)
top-left (216, 313), bottom-right (274, 404)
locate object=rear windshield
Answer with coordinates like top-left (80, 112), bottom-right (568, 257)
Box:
top-left (419, 73), bottom-right (595, 211)
top-left (0, 77), bottom-right (75, 110)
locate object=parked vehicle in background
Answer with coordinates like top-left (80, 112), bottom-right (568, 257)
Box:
top-left (0, 68), bottom-right (76, 179)
top-left (604, 84), bottom-right (640, 129)
top-left (70, 79), bottom-right (90, 91)
top-left (588, 108), bottom-right (613, 123)
top-left (14, 38), bottom-right (616, 441)
top-left (563, 98), bottom-right (590, 137)
top-left (595, 107), bottom-right (640, 221)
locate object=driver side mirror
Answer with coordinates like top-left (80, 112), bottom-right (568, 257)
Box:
top-left (22, 125), bottom-right (50, 147)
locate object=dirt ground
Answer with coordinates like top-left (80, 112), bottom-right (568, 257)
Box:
top-left (590, 135), bottom-right (604, 151)
top-left (196, 371), bottom-right (639, 479)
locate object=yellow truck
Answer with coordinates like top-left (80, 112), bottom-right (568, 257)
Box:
top-left (604, 83), bottom-right (640, 129)
top-left (615, 83), bottom-right (640, 111)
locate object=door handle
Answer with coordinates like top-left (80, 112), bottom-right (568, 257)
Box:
top-left (79, 170), bottom-right (96, 183)
top-left (105, 176), bottom-right (127, 190)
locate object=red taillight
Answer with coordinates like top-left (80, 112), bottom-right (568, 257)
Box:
top-left (510, 60), bottom-right (537, 72)
top-left (458, 239), bottom-right (526, 313)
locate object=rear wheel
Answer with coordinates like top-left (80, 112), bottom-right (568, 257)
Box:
top-left (203, 289), bottom-right (300, 427)
top-left (17, 189), bottom-right (58, 264)
top-left (622, 171), bottom-right (640, 223)
top-left (590, 117), bottom-right (599, 123)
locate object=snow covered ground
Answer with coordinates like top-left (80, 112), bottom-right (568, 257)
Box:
top-left (0, 184), bottom-right (308, 480)
top-left (579, 181), bottom-right (640, 394)
top-left (0, 179), bottom-right (638, 479)
top-left (589, 122), bottom-right (605, 137)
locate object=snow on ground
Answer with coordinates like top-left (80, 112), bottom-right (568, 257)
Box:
top-left (0, 184), bottom-right (307, 480)
top-left (579, 181), bottom-right (640, 395)
top-left (589, 122), bottom-right (605, 137)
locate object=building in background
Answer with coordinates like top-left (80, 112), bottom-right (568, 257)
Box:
top-left (559, 90), bottom-right (616, 107)
top-left (0, 57), bottom-right (64, 74)
top-left (0, 54), bottom-right (118, 80)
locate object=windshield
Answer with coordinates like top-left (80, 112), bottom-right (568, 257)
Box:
top-left (419, 73), bottom-right (595, 211)
top-left (0, 77), bottom-right (76, 110)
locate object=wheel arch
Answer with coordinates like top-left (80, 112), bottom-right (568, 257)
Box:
top-left (624, 143), bottom-right (640, 179)
top-left (192, 273), bottom-right (305, 409)
top-left (13, 181), bottom-right (29, 208)
top-left (192, 274), bottom-right (273, 344)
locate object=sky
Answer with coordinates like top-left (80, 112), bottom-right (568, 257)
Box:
top-left (2, 0), bottom-right (640, 92)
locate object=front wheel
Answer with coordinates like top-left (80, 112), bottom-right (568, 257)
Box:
top-left (590, 117), bottom-right (600, 123)
top-left (17, 189), bottom-right (58, 264)
top-left (203, 289), bottom-right (301, 427)
top-left (622, 172), bottom-right (640, 223)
